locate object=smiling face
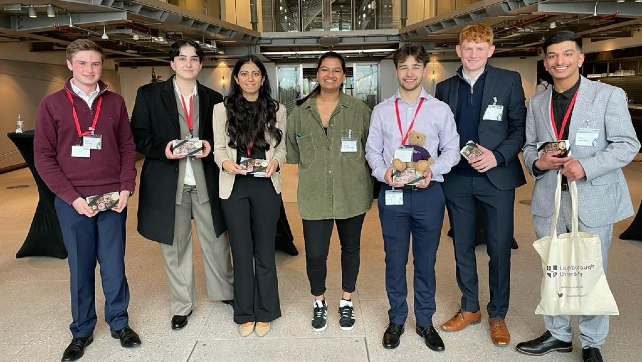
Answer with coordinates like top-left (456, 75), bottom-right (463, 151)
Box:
top-left (317, 57), bottom-right (345, 93)
top-left (394, 55), bottom-right (427, 92)
top-left (456, 39), bottom-right (495, 77)
top-left (544, 40), bottom-right (584, 86)
top-left (170, 44), bottom-right (202, 81)
top-left (66, 50), bottom-right (103, 92)
top-left (234, 61), bottom-right (264, 99)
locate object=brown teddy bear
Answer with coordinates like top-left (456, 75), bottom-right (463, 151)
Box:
top-left (392, 130), bottom-right (435, 173)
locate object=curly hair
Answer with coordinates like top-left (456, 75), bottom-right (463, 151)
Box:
top-left (224, 55), bottom-right (282, 153)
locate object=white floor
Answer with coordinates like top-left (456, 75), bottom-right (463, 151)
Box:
top-left (1, 159), bottom-right (641, 362)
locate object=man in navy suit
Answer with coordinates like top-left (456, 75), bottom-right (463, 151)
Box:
top-left (435, 23), bottom-right (526, 346)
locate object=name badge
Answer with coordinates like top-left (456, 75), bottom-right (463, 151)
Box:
top-left (575, 128), bottom-right (599, 147)
top-left (83, 134), bottom-right (102, 150)
top-left (394, 147), bottom-right (413, 162)
top-left (483, 105), bottom-right (504, 121)
top-left (385, 189), bottom-right (404, 206)
top-left (71, 145), bottom-right (91, 158)
top-left (341, 139), bottom-right (358, 153)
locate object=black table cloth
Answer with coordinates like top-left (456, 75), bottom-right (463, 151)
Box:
top-left (7, 131), bottom-right (67, 259)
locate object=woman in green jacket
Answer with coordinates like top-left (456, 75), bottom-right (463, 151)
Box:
top-left (286, 51), bottom-right (373, 332)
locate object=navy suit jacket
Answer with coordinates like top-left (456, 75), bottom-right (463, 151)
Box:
top-left (435, 65), bottom-right (527, 190)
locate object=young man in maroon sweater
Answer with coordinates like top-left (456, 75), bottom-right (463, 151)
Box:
top-left (34, 39), bottom-right (140, 361)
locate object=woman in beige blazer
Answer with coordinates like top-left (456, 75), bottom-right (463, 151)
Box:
top-left (213, 55), bottom-right (286, 338)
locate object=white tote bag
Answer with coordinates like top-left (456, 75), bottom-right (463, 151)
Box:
top-left (533, 172), bottom-right (619, 316)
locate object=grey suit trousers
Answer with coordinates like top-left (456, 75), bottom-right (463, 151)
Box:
top-left (160, 184), bottom-right (234, 316)
top-left (533, 191), bottom-right (612, 349)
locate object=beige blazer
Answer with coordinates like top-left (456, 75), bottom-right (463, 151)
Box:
top-left (213, 102), bottom-right (287, 199)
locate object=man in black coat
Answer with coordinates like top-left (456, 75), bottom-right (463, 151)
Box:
top-left (131, 40), bottom-right (233, 331)
top-left (435, 23), bottom-right (526, 346)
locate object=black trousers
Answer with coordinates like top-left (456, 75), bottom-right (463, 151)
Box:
top-left (442, 173), bottom-right (514, 319)
top-left (221, 176), bottom-right (282, 324)
top-left (302, 213), bottom-right (366, 297)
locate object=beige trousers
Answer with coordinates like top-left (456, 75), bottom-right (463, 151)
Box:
top-left (160, 184), bottom-right (234, 316)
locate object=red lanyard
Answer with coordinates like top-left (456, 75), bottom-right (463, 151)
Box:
top-left (180, 94), bottom-right (194, 134)
top-left (549, 89), bottom-right (578, 141)
top-left (395, 98), bottom-right (424, 146)
top-left (247, 140), bottom-right (254, 156)
top-left (66, 90), bottom-right (102, 137)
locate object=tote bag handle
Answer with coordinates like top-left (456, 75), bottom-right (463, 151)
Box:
top-left (549, 171), bottom-right (580, 238)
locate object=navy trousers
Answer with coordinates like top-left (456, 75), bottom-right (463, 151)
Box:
top-left (378, 183), bottom-right (445, 328)
top-left (55, 197), bottom-right (130, 338)
top-left (442, 173), bottom-right (514, 318)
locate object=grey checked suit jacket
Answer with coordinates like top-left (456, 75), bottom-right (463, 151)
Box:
top-left (523, 76), bottom-right (640, 228)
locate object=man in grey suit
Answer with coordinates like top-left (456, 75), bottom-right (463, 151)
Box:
top-left (131, 40), bottom-right (234, 331)
top-left (517, 31), bottom-right (640, 362)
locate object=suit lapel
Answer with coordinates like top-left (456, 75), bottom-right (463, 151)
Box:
top-left (480, 66), bottom-right (497, 121)
top-left (539, 90), bottom-right (556, 140)
top-left (197, 83), bottom-right (210, 138)
top-left (162, 76), bottom-right (180, 135)
top-left (447, 80), bottom-right (458, 118)
top-left (567, 77), bottom-right (593, 147)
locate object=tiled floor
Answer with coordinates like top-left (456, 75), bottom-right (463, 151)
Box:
top-left (1, 159), bottom-right (641, 362)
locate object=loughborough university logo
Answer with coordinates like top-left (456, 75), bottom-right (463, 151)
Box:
top-left (546, 265), bottom-right (558, 278)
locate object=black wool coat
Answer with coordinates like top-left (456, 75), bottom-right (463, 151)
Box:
top-left (131, 76), bottom-right (226, 244)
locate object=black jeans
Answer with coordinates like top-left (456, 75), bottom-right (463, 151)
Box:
top-left (302, 213), bottom-right (366, 297)
top-left (221, 176), bottom-right (282, 323)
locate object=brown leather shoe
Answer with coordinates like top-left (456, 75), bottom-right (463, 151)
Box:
top-left (441, 310), bottom-right (481, 332)
top-left (489, 318), bottom-right (510, 346)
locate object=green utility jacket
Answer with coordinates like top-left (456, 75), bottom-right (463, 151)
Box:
top-left (286, 92), bottom-right (373, 220)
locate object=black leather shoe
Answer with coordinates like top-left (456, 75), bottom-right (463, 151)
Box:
top-left (110, 326), bottom-right (141, 348)
top-left (582, 347), bottom-right (603, 362)
top-left (222, 300), bottom-right (234, 306)
top-left (61, 335), bottom-right (93, 361)
top-left (516, 331), bottom-right (572, 356)
top-left (382, 323), bottom-right (404, 349)
top-left (416, 326), bottom-right (445, 352)
top-left (171, 311), bottom-right (192, 330)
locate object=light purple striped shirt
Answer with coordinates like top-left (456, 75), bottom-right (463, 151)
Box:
top-left (365, 87), bottom-right (460, 183)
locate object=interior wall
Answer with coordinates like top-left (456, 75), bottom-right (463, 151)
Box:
top-left (223, 0), bottom-right (262, 30)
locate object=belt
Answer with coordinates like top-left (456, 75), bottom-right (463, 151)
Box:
top-left (561, 183), bottom-right (569, 192)
top-left (402, 181), bottom-right (438, 191)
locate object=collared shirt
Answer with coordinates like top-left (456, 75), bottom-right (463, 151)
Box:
top-left (365, 87), bottom-right (461, 183)
top-left (70, 79), bottom-right (100, 108)
top-left (173, 78), bottom-right (199, 186)
top-left (173, 78), bottom-right (198, 101)
top-left (552, 77), bottom-right (581, 140)
top-left (461, 66), bottom-right (485, 88)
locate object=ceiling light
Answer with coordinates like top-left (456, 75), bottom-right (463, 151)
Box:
top-left (46, 4), bottom-right (55, 17)
top-left (28, 5), bottom-right (37, 18)
top-left (101, 26), bottom-right (109, 40)
top-left (549, 22), bottom-right (556, 29)
top-left (617, 0), bottom-right (625, 2)
top-left (132, 34), bottom-right (139, 41)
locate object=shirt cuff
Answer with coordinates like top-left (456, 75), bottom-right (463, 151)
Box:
top-left (492, 151), bottom-right (505, 167)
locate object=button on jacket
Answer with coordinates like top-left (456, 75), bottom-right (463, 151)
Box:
top-left (286, 92), bottom-right (373, 220)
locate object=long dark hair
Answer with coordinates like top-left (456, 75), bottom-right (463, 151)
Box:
top-left (224, 55), bottom-right (282, 153)
top-left (296, 51), bottom-right (346, 106)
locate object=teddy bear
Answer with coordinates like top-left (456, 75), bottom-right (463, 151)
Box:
top-left (392, 130), bottom-right (435, 173)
